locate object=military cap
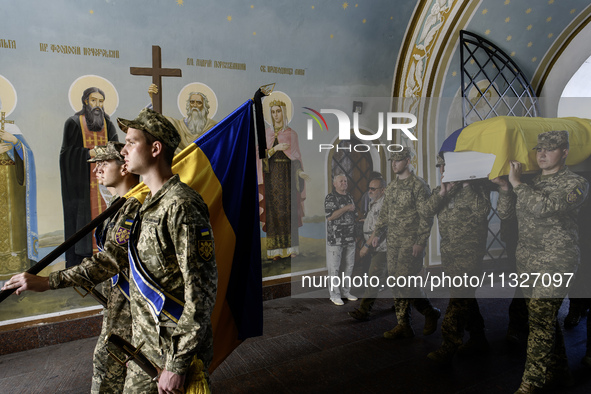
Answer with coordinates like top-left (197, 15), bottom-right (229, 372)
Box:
top-left (103, 141), bottom-right (125, 161)
top-left (435, 153), bottom-right (445, 167)
top-left (117, 108), bottom-right (181, 151)
top-left (389, 147), bottom-right (411, 161)
top-left (87, 145), bottom-right (107, 163)
top-left (533, 130), bottom-right (569, 150)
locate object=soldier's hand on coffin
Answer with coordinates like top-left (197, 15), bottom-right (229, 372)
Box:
top-left (491, 176), bottom-right (510, 191)
top-left (508, 160), bottom-right (523, 188)
top-left (1, 272), bottom-right (50, 295)
top-left (439, 181), bottom-right (456, 196)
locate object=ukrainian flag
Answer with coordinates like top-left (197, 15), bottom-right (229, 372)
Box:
top-left (127, 99), bottom-right (263, 371)
top-left (440, 116), bottom-right (591, 178)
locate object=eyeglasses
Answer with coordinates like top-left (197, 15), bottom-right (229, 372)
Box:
top-left (368, 187), bottom-right (382, 191)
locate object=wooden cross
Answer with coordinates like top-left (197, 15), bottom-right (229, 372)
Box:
top-left (130, 45), bottom-right (182, 113)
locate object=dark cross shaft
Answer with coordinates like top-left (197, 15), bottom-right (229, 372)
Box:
top-left (130, 45), bottom-right (182, 113)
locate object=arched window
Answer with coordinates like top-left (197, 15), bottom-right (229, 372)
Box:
top-left (328, 138), bottom-right (374, 213)
top-left (460, 30), bottom-right (539, 126)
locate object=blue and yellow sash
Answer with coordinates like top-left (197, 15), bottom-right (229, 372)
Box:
top-left (111, 271), bottom-right (131, 301)
top-left (128, 216), bottom-right (184, 323)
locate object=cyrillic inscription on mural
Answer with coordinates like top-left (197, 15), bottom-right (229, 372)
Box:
top-left (187, 58), bottom-right (246, 71)
top-left (39, 43), bottom-right (119, 58)
top-left (0, 39), bottom-right (16, 49)
top-left (260, 65), bottom-right (305, 76)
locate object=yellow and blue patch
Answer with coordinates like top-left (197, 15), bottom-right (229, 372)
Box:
top-left (566, 186), bottom-right (584, 204)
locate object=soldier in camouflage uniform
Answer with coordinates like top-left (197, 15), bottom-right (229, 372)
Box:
top-left (367, 147), bottom-right (440, 339)
top-left (493, 130), bottom-right (589, 393)
top-left (424, 153), bottom-right (491, 364)
top-left (2, 141), bottom-right (141, 393)
top-left (119, 108), bottom-right (217, 393)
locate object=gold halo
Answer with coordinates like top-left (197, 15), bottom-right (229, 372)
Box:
top-left (68, 75), bottom-right (119, 116)
top-left (0, 75), bottom-right (17, 116)
top-left (263, 91), bottom-right (293, 126)
top-left (177, 83), bottom-right (218, 119)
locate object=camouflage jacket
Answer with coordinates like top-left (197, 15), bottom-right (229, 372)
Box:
top-left (49, 196), bottom-right (141, 291)
top-left (375, 172), bottom-right (433, 248)
top-left (132, 174), bottom-right (217, 376)
top-left (497, 167), bottom-right (589, 272)
top-left (424, 181), bottom-right (491, 257)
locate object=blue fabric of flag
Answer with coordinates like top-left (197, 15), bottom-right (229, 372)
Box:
top-left (193, 100), bottom-right (263, 340)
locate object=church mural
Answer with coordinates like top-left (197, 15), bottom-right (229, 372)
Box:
top-left (0, 75), bottom-right (38, 281)
top-left (153, 82), bottom-right (219, 152)
top-left (257, 92), bottom-right (309, 262)
top-left (60, 81), bottom-right (119, 268)
top-left (0, 0), bottom-right (415, 323)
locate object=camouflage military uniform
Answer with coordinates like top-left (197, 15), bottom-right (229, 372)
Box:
top-left (49, 196), bottom-right (141, 393)
top-left (123, 174), bottom-right (217, 394)
top-left (374, 172), bottom-right (435, 326)
top-left (424, 181), bottom-right (491, 351)
top-left (497, 166), bottom-right (589, 388)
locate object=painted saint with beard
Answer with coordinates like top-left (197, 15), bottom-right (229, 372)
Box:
top-left (59, 87), bottom-right (118, 268)
top-left (148, 85), bottom-right (217, 152)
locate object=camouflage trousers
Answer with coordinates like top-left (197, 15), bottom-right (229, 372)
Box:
top-left (123, 362), bottom-right (159, 394)
top-left (359, 252), bottom-right (387, 313)
top-left (440, 298), bottom-right (485, 348)
top-left (91, 321), bottom-right (127, 393)
top-left (388, 244), bottom-right (433, 325)
top-left (91, 290), bottom-right (131, 394)
top-left (439, 252), bottom-right (485, 347)
top-left (522, 298), bottom-right (568, 387)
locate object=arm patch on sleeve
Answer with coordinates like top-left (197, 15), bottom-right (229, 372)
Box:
top-left (566, 187), bottom-right (584, 205)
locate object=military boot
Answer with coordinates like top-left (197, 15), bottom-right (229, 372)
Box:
top-left (383, 324), bottom-right (415, 339)
top-left (348, 308), bottom-right (370, 321)
top-left (422, 307), bottom-right (441, 336)
top-left (457, 333), bottom-right (490, 356)
top-left (427, 343), bottom-right (457, 366)
top-left (513, 381), bottom-right (542, 394)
